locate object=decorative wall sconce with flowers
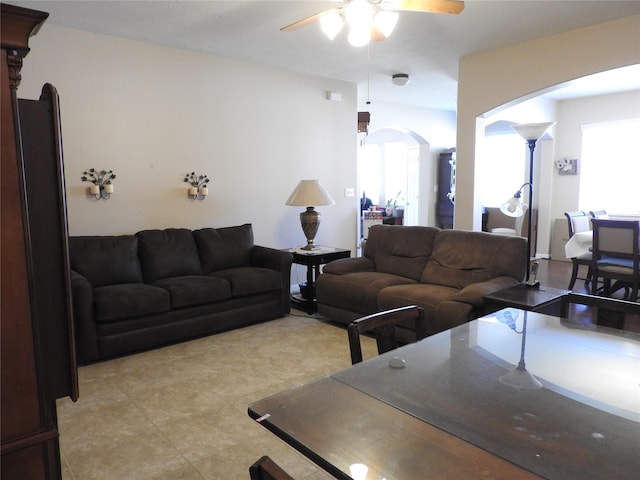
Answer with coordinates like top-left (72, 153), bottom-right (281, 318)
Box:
top-left (81, 168), bottom-right (116, 200)
top-left (184, 172), bottom-right (210, 200)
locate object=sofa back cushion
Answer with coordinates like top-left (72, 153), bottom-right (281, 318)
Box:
top-left (193, 224), bottom-right (254, 273)
top-left (364, 225), bottom-right (440, 281)
top-left (422, 230), bottom-right (526, 288)
top-left (136, 228), bottom-right (202, 282)
top-left (69, 235), bottom-right (143, 287)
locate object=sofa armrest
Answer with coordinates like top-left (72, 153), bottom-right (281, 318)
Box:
top-left (446, 276), bottom-right (520, 307)
top-left (251, 245), bottom-right (293, 272)
top-left (323, 257), bottom-right (375, 275)
top-left (251, 246), bottom-right (293, 314)
top-left (70, 270), bottom-right (100, 363)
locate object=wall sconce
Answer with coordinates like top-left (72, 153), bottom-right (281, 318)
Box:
top-left (184, 172), bottom-right (210, 200)
top-left (81, 168), bottom-right (116, 200)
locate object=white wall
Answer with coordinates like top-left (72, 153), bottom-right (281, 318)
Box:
top-left (18, 24), bottom-right (358, 257)
top-left (456, 15), bottom-right (640, 234)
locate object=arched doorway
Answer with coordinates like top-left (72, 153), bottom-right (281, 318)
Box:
top-left (357, 127), bottom-right (430, 253)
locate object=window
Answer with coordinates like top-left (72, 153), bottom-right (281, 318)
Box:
top-left (579, 119), bottom-right (640, 214)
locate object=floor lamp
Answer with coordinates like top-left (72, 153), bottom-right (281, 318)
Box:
top-left (501, 122), bottom-right (555, 287)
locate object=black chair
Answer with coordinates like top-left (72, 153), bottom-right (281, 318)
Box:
top-left (590, 219), bottom-right (640, 302)
top-left (560, 292), bottom-right (640, 329)
top-left (249, 456), bottom-right (295, 480)
top-left (564, 211), bottom-right (593, 289)
top-left (347, 305), bottom-right (427, 364)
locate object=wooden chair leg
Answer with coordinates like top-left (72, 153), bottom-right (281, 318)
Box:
top-left (568, 260), bottom-right (579, 289)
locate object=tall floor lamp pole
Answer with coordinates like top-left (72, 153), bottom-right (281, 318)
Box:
top-left (502, 122), bottom-right (556, 285)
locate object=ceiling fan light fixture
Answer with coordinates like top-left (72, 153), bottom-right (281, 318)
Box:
top-left (320, 9), bottom-right (344, 40)
top-left (374, 10), bottom-right (398, 37)
top-left (348, 25), bottom-right (371, 47)
top-left (391, 73), bottom-right (410, 86)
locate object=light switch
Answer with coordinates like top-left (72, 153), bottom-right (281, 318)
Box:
top-left (344, 187), bottom-right (355, 198)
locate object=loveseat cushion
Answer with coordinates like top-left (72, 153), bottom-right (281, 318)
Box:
top-left (421, 230), bottom-right (526, 289)
top-left (69, 235), bottom-right (143, 287)
top-left (153, 275), bottom-right (231, 308)
top-left (365, 225), bottom-right (439, 280)
top-left (210, 266), bottom-right (282, 297)
top-left (194, 224), bottom-right (254, 273)
top-left (137, 229), bottom-right (202, 282)
top-left (94, 283), bottom-right (171, 323)
top-left (316, 271), bottom-right (417, 313)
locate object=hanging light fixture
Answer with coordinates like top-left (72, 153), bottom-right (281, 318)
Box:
top-left (319, 0), bottom-right (399, 47)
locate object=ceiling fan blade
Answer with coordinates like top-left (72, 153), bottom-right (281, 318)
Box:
top-left (281, 11), bottom-right (329, 31)
top-left (393, 0), bottom-right (465, 14)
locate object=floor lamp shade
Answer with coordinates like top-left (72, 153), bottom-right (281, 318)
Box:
top-left (286, 180), bottom-right (335, 250)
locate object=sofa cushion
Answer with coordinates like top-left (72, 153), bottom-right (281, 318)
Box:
top-left (422, 230), bottom-right (526, 289)
top-left (153, 275), bottom-right (231, 308)
top-left (316, 271), bottom-right (417, 313)
top-left (365, 225), bottom-right (439, 281)
top-left (69, 235), bottom-right (143, 287)
top-left (210, 266), bottom-right (282, 297)
top-left (137, 229), bottom-right (202, 282)
top-left (94, 283), bottom-right (171, 323)
top-left (194, 224), bottom-right (254, 273)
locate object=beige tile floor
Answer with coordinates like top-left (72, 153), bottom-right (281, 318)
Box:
top-left (57, 310), bottom-right (377, 480)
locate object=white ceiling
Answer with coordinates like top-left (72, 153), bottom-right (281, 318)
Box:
top-left (11, 0), bottom-right (640, 110)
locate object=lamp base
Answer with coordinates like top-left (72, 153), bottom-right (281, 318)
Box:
top-left (300, 207), bottom-right (320, 250)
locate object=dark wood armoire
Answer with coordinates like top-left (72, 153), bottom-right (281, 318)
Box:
top-left (1, 4), bottom-right (78, 479)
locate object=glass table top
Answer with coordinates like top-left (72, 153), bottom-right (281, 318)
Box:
top-left (332, 310), bottom-right (640, 480)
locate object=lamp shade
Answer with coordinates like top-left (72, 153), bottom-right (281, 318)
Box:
top-left (500, 195), bottom-right (524, 217)
top-left (286, 180), bottom-right (335, 207)
top-left (510, 122), bottom-right (556, 141)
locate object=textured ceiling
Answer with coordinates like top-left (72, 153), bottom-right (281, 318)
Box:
top-left (11, 0), bottom-right (640, 110)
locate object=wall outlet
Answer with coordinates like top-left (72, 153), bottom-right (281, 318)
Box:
top-left (344, 187), bottom-right (355, 198)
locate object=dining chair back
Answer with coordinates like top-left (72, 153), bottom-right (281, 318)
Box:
top-left (348, 305), bottom-right (427, 364)
top-left (589, 210), bottom-right (609, 219)
top-left (249, 456), bottom-right (296, 480)
top-left (560, 292), bottom-right (640, 329)
top-left (564, 211), bottom-right (593, 289)
top-left (590, 219), bottom-right (640, 302)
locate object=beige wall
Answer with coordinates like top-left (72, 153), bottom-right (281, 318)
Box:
top-left (18, 24), bottom-right (358, 255)
top-left (456, 15), bottom-right (640, 233)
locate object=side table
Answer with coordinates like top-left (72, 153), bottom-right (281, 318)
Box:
top-left (286, 246), bottom-right (350, 314)
top-left (484, 284), bottom-right (571, 316)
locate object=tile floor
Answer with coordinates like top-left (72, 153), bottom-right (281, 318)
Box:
top-left (58, 310), bottom-right (377, 480)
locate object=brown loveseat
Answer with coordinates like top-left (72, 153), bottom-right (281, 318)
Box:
top-left (69, 224), bottom-right (292, 363)
top-left (316, 225), bottom-right (526, 338)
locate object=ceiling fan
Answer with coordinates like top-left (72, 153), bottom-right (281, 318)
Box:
top-left (281, 0), bottom-right (465, 46)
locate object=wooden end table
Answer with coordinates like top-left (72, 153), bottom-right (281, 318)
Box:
top-left (484, 284), bottom-right (571, 316)
top-left (285, 246), bottom-right (350, 314)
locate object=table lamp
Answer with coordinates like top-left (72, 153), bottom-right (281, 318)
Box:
top-left (500, 122), bottom-right (555, 286)
top-left (286, 180), bottom-right (335, 250)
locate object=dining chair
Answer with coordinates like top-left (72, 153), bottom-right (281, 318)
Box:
top-left (560, 292), bottom-right (640, 329)
top-left (348, 305), bottom-right (427, 364)
top-left (249, 456), bottom-right (296, 480)
top-left (589, 210), bottom-right (609, 219)
top-left (590, 219), bottom-right (640, 302)
top-left (564, 211), bottom-right (593, 289)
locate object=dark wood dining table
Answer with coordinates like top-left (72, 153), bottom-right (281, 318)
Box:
top-left (249, 310), bottom-right (640, 479)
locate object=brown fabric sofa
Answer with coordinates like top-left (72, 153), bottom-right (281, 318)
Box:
top-left (69, 224), bottom-right (292, 363)
top-left (316, 225), bottom-right (526, 339)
